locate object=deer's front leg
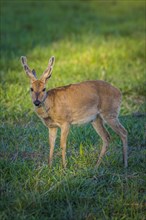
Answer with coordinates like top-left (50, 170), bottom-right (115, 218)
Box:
top-left (48, 127), bottom-right (57, 167)
top-left (60, 123), bottom-right (70, 168)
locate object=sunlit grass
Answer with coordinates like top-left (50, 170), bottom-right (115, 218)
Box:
top-left (1, 36), bottom-right (145, 121)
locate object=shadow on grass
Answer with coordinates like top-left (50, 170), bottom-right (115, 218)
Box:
top-left (1, 1), bottom-right (145, 58)
top-left (1, 113), bottom-right (145, 219)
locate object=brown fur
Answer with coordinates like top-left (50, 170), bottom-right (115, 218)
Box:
top-left (21, 56), bottom-right (128, 168)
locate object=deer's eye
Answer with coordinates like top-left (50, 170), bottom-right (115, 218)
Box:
top-left (42, 88), bottom-right (46, 92)
top-left (30, 88), bottom-right (33, 92)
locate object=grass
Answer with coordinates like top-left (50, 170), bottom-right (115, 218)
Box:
top-left (0, 0), bottom-right (146, 219)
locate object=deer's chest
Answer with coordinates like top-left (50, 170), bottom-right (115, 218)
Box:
top-left (35, 106), bottom-right (59, 128)
top-left (42, 116), bottom-right (56, 127)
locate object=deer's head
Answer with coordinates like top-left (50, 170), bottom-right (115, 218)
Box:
top-left (21, 56), bottom-right (55, 107)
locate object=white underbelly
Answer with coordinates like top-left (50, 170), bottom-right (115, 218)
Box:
top-left (71, 114), bottom-right (97, 125)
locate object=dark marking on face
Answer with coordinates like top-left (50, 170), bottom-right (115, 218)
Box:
top-left (32, 69), bottom-right (37, 78)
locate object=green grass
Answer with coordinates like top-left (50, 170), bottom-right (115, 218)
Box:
top-left (0, 0), bottom-right (146, 219)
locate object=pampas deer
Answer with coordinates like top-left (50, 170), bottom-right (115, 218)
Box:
top-left (21, 56), bottom-right (128, 168)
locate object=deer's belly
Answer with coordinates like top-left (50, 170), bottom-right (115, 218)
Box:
top-left (71, 114), bottom-right (97, 125)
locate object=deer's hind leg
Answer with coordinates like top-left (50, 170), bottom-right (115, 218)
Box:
top-left (92, 116), bottom-right (110, 167)
top-left (104, 117), bottom-right (128, 168)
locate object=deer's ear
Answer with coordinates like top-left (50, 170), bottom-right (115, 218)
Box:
top-left (40, 56), bottom-right (55, 83)
top-left (21, 56), bottom-right (37, 82)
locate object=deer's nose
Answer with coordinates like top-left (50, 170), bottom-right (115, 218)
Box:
top-left (34, 100), bottom-right (41, 106)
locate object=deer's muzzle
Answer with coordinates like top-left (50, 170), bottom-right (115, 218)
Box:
top-left (34, 100), bottom-right (41, 106)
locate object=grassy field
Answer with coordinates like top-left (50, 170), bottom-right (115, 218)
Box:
top-left (0, 0), bottom-right (146, 219)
